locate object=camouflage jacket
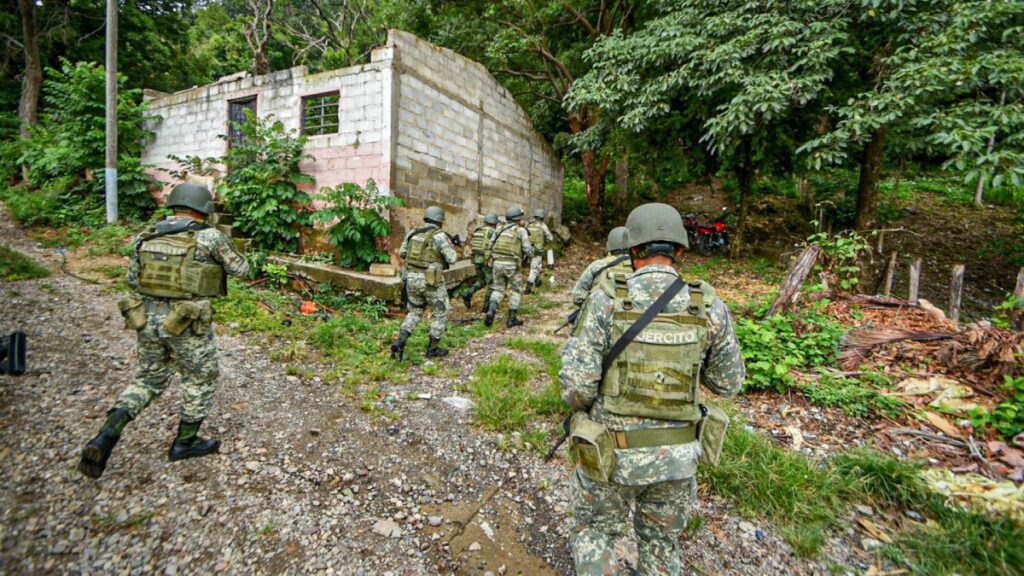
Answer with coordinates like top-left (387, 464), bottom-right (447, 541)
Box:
top-left (489, 224), bottom-right (534, 266)
top-left (398, 223), bottom-right (459, 275)
top-left (559, 264), bottom-right (745, 485)
top-left (571, 253), bottom-right (633, 306)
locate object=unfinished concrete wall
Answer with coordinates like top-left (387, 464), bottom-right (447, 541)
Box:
top-left (388, 30), bottom-right (563, 243)
top-left (141, 59), bottom-right (392, 199)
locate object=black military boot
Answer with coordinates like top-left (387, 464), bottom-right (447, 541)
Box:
top-left (78, 408), bottom-right (132, 479)
top-left (390, 329), bottom-right (412, 360)
top-left (507, 309), bottom-right (524, 328)
top-left (484, 301), bottom-right (497, 327)
top-left (462, 288), bottom-right (475, 309)
top-left (524, 282), bottom-right (533, 295)
top-left (481, 291), bottom-right (492, 313)
top-left (425, 336), bottom-right (449, 358)
top-left (169, 419), bottom-right (220, 462)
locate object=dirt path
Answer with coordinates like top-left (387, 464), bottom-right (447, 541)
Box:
top-left (1, 210), bottom-right (849, 575)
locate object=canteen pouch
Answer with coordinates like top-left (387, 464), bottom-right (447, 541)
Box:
top-left (117, 295), bottom-right (148, 331)
top-left (162, 300), bottom-right (202, 336)
top-left (425, 267), bottom-right (444, 287)
top-left (570, 412), bottom-right (617, 483)
top-left (698, 404), bottom-right (729, 467)
top-left (190, 300), bottom-right (214, 335)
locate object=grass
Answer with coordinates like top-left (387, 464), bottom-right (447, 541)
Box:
top-left (33, 224), bottom-right (135, 256)
top-left (801, 374), bottom-right (908, 418)
top-left (0, 244), bottom-right (50, 281)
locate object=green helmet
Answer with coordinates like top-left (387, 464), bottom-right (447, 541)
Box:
top-left (533, 208), bottom-right (546, 220)
top-left (625, 202), bottom-right (688, 250)
top-left (424, 205), bottom-right (445, 224)
top-left (166, 183), bottom-right (214, 216)
top-left (484, 213), bottom-right (499, 225)
top-left (506, 206), bottom-right (524, 222)
top-left (606, 226), bottom-right (629, 253)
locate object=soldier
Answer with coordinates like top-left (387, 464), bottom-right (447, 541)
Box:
top-left (390, 206), bottom-right (459, 360)
top-left (524, 208), bottom-right (554, 293)
top-left (461, 213), bottom-right (499, 312)
top-left (559, 202), bottom-right (745, 575)
top-left (485, 206), bottom-right (534, 328)
top-left (78, 183), bottom-right (251, 479)
top-left (570, 226), bottom-right (633, 306)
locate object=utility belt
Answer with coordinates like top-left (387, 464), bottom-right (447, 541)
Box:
top-left (406, 264), bottom-right (445, 287)
top-left (571, 407), bottom-right (727, 483)
top-left (117, 295), bottom-right (214, 336)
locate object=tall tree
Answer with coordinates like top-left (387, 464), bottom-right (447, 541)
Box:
top-left (245, 0), bottom-right (273, 75)
top-left (16, 0), bottom-right (41, 137)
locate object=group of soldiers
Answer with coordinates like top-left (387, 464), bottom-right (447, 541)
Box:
top-left (77, 182), bottom-right (746, 576)
top-left (389, 204), bottom-right (552, 361)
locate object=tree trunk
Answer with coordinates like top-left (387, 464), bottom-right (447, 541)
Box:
top-left (613, 156), bottom-right (629, 219)
top-left (854, 126), bottom-right (888, 232)
top-left (245, 0), bottom-right (273, 76)
top-left (731, 140), bottom-right (753, 257)
top-left (582, 150), bottom-right (608, 231)
top-left (17, 0), bottom-right (42, 181)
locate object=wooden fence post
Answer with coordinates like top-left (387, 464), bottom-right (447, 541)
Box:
top-left (909, 257), bottom-right (922, 305)
top-left (949, 264), bottom-right (964, 324)
top-left (1012, 267), bottom-right (1024, 331)
top-left (883, 252), bottom-right (897, 297)
top-left (765, 245), bottom-right (821, 318)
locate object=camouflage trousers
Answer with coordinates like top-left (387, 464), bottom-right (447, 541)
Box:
top-left (489, 261), bottom-right (524, 311)
top-left (571, 467), bottom-right (696, 576)
top-left (115, 318), bottom-right (220, 423)
top-left (527, 254), bottom-right (545, 284)
top-left (401, 272), bottom-right (449, 339)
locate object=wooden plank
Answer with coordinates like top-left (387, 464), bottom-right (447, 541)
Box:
top-left (949, 264), bottom-right (965, 324)
top-left (882, 251), bottom-right (897, 296)
top-left (1012, 267), bottom-right (1024, 331)
top-left (909, 257), bottom-right (922, 305)
top-left (765, 245), bottom-right (821, 318)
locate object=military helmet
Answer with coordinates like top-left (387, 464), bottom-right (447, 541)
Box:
top-left (533, 208), bottom-right (546, 220)
top-left (484, 213), bottom-right (499, 225)
top-left (166, 183), bottom-right (215, 216)
top-left (625, 202), bottom-right (689, 250)
top-left (506, 206), bottom-right (525, 222)
top-left (606, 226), bottom-right (629, 253)
top-left (424, 205), bottom-right (445, 224)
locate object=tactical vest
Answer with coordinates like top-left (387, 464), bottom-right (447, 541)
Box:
top-left (406, 227), bottom-right (443, 268)
top-left (137, 229), bottom-right (226, 299)
top-left (526, 222), bottom-right (545, 250)
top-left (469, 226), bottom-right (495, 258)
top-left (596, 255), bottom-right (633, 284)
top-left (598, 274), bottom-right (714, 422)
top-left (491, 225), bottom-right (524, 261)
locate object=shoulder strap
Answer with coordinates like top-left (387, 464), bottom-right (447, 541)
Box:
top-left (137, 220), bottom-right (207, 249)
top-left (601, 278), bottom-right (686, 376)
top-left (592, 254), bottom-right (629, 280)
top-left (488, 224), bottom-right (515, 249)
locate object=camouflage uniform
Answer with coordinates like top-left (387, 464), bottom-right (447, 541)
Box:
top-left (559, 264), bottom-right (745, 575)
top-left (526, 220), bottom-right (554, 285)
top-left (464, 225), bottom-right (496, 306)
top-left (571, 254), bottom-right (634, 306)
top-left (399, 224), bottom-right (459, 339)
top-left (488, 224), bottom-right (533, 312)
top-left (116, 219), bottom-right (249, 422)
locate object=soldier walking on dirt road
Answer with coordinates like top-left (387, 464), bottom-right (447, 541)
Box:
top-left (485, 206), bottom-right (533, 328)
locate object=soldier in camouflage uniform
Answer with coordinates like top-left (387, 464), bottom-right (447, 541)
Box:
top-left (485, 206), bottom-right (534, 328)
top-left (570, 226), bottom-right (633, 306)
top-left (79, 183), bottom-right (251, 479)
top-left (461, 213), bottom-right (498, 312)
top-left (559, 203), bottom-right (745, 575)
top-left (525, 208), bottom-right (554, 293)
top-left (390, 206), bottom-right (459, 360)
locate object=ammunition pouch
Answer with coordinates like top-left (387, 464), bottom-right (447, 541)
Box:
top-left (162, 300), bottom-right (212, 336)
top-left (570, 412), bottom-right (616, 483)
top-left (698, 404), bottom-right (729, 467)
top-left (117, 295), bottom-right (148, 331)
top-left (425, 267), bottom-right (444, 287)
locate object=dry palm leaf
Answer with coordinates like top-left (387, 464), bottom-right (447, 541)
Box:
top-left (839, 326), bottom-right (954, 371)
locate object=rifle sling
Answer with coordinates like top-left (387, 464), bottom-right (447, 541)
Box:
top-left (601, 278), bottom-right (686, 376)
top-left (592, 254), bottom-right (630, 281)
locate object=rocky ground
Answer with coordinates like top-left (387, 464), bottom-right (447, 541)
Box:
top-left (2, 208), bottom-right (869, 576)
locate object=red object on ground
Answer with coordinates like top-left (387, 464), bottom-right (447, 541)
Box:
top-left (300, 301), bottom-right (317, 315)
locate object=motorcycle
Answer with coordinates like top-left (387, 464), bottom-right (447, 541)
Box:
top-left (692, 207), bottom-right (731, 256)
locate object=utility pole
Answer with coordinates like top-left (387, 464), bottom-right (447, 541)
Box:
top-left (104, 0), bottom-right (118, 224)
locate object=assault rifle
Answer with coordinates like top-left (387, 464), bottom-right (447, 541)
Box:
top-left (543, 413), bottom-right (573, 462)
top-left (553, 308), bottom-right (580, 334)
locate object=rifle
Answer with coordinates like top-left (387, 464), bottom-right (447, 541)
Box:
top-left (553, 308), bottom-right (580, 334)
top-left (543, 414), bottom-right (573, 462)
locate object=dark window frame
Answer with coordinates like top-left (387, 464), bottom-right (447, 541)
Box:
top-left (228, 96), bottom-right (258, 145)
top-left (301, 91), bottom-right (341, 137)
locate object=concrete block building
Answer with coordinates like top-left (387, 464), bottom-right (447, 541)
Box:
top-left (141, 29), bottom-right (564, 250)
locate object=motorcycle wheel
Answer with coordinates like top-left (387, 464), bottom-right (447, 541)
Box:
top-left (698, 235), bottom-right (713, 256)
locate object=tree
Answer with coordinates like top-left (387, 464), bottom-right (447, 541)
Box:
top-left (15, 0), bottom-right (41, 138)
top-left (245, 0), bottom-right (273, 75)
top-left (570, 0), bottom-right (849, 251)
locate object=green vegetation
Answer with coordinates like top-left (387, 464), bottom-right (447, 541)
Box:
top-left (312, 180), bottom-right (405, 270)
top-left (969, 375), bottom-right (1024, 440)
top-left (0, 244), bottom-right (50, 281)
top-left (466, 354), bottom-right (565, 438)
top-left (802, 374), bottom-right (907, 419)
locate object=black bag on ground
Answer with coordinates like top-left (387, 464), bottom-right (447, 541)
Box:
top-left (0, 331), bottom-right (27, 375)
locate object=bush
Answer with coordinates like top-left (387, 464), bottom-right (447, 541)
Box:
top-left (220, 111), bottom-right (312, 253)
top-left (0, 184), bottom-right (59, 225)
top-left (312, 179), bottom-right (404, 270)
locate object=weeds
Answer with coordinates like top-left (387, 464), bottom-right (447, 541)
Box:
top-left (802, 374), bottom-right (907, 418)
top-left (0, 244), bottom-right (50, 281)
